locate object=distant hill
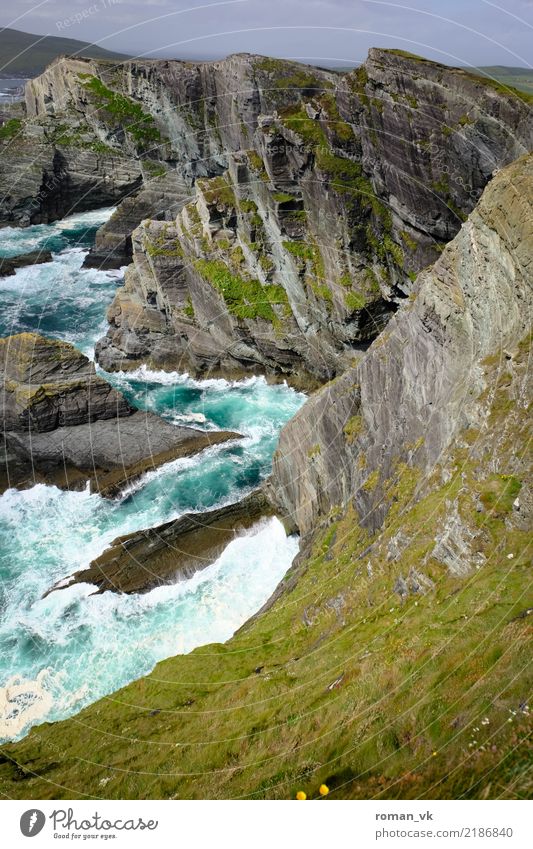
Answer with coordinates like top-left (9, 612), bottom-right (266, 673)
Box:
top-left (0, 27), bottom-right (131, 77)
top-left (476, 65), bottom-right (533, 95)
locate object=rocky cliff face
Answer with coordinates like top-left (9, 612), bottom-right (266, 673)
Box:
top-left (91, 50), bottom-right (531, 381)
top-left (0, 62), bottom-right (531, 803)
top-left (0, 60), bottom-right (143, 227)
top-left (271, 152), bottom-right (533, 536)
top-left (3, 50), bottom-right (530, 381)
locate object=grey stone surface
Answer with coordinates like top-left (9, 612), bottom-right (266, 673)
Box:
top-left (271, 153), bottom-right (533, 535)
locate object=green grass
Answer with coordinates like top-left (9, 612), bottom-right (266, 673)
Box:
top-left (279, 104), bottom-right (328, 148)
top-left (197, 176), bottom-right (235, 207)
top-left (0, 338), bottom-right (530, 800)
top-left (475, 66), bottom-right (533, 96)
top-left (239, 199), bottom-right (258, 214)
top-left (143, 160), bottom-right (167, 179)
top-left (194, 259), bottom-right (288, 322)
top-left (143, 224), bottom-right (183, 259)
top-left (0, 118), bottom-right (22, 140)
top-left (283, 239), bottom-right (324, 279)
top-left (344, 291), bottom-right (367, 312)
top-left (317, 93), bottom-right (353, 141)
top-left (272, 192), bottom-right (296, 203)
top-left (343, 414), bottom-right (363, 443)
top-left (78, 74), bottom-right (162, 148)
top-left (468, 72), bottom-right (533, 105)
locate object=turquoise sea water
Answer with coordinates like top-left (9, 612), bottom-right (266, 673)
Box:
top-left (0, 209), bottom-right (304, 741)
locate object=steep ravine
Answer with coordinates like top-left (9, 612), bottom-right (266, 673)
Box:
top-left (0, 150), bottom-right (530, 800)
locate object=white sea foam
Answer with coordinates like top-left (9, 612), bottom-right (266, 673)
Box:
top-left (108, 363), bottom-right (266, 390)
top-left (0, 207), bottom-right (115, 257)
top-left (0, 208), bottom-right (305, 741)
top-left (0, 517), bottom-right (298, 740)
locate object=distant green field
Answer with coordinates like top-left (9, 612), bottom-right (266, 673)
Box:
top-left (476, 65), bottom-right (533, 95)
top-left (0, 27), bottom-right (130, 77)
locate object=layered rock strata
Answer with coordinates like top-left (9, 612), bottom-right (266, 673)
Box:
top-left (0, 332), bottom-right (240, 494)
top-left (271, 152), bottom-right (533, 536)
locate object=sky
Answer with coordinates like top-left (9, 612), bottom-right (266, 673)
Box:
top-left (2, 0), bottom-right (533, 68)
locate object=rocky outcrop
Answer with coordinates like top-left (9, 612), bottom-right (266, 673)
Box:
top-left (0, 332), bottom-right (132, 431)
top-left (47, 489), bottom-right (271, 595)
top-left (0, 332), bottom-right (240, 494)
top-left (82, 166), bottom-right (190, 269)
top-left (271, 152), bottom-right (533, 535)
top-left (0, 250), bottom-right (53, 276)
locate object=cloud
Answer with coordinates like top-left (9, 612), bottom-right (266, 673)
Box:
top-left (0, 0), bottom-right (531, 66)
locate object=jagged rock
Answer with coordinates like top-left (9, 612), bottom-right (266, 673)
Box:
top-left (393, 565), bottom-right (434, 601)
top-left (5, 413), bottom-right (241, 497)
top-left (0, 332), bottom-right (132, 432)
top-left (0, 333), bottom-right (240, 495)
top-left (271, 152), bottom-right (533, 536)
top-left (0, 250), bottom-right (53, 276)
top-left (83, 167), bottom-right (191, 269)
top-left (46, 489), bottom-right (271, 594)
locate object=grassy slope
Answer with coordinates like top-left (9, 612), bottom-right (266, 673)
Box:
top-left (0, 27), bottom-right (130, 76)
top-left (0, 335), bottom-right (531, 801)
